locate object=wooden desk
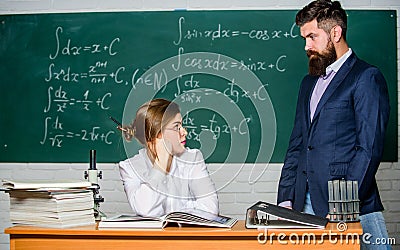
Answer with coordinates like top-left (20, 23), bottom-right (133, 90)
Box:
top-left (5, 221), bottom-right (362, 250)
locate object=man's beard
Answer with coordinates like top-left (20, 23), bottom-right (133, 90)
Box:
top-left (307, 40), bottom-right (337, 76)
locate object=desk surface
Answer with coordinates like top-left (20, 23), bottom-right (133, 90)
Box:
top-left (5, 221), bottom-right (363, 250)
top-left (5, 220), bottom-right (362, 236)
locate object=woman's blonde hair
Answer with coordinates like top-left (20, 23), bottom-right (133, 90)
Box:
top-left (123, 98), bottom-right (180, 161)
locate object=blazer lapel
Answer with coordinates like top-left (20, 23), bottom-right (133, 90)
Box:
top-left (311, 53), bottom-right (357, 123)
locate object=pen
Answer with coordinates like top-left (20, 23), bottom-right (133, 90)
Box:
top-left (109, 116), bottom-right (127, 132)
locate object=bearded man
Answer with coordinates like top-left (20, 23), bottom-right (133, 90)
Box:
top-left (277, 1), bottom-right (391, 249)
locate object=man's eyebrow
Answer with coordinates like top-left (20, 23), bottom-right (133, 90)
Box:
top-left (304, 31), bottom-right (316, 38)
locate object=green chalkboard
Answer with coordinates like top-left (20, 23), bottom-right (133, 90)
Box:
top-left (0, 10), bottom-right (397, 163)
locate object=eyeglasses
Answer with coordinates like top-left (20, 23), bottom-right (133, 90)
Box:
top-left (165, 125), bottom-right (187, 134)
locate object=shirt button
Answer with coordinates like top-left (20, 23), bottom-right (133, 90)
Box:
top-left (307, 146), bottom-right (313, 150)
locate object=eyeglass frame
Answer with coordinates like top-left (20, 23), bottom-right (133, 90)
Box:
top-left (164, 125), bottom-right (187, 134)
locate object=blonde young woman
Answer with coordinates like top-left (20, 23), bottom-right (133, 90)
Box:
top-left (119, 98), bottom-right (219, 217)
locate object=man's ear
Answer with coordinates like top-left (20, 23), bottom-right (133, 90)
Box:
top-left (331, 25), bottom-right (342, 43)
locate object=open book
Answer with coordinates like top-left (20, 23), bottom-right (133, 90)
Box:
top-left (246, 201), bottom-right (328, 229)
top-left (98, 209), bottom-right (237, 229)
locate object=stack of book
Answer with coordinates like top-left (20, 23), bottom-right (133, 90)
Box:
top-left (2, 179), bottom-right (96, 228)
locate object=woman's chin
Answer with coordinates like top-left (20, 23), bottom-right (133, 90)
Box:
top-left (174, 146), bottom-right (186, 156)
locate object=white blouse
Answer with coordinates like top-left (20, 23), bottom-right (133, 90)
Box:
top-left (119, 148), bottom-right (219, 217)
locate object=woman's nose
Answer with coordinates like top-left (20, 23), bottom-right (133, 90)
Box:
top-left (181, 127), bottom-right (188, 136)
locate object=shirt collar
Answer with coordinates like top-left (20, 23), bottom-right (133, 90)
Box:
top-left (326, 48), bottom-right (352, 75)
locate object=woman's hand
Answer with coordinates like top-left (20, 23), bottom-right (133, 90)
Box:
top-left (154, 138), bottom-right (172, 173)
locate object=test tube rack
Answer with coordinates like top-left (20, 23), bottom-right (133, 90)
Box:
top-left (328, 179), bottom-right (360, 222)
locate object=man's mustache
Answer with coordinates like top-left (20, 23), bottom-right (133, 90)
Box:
top-left (306, 50), bottom-right (320, 58)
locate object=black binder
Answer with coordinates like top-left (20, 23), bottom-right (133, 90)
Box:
top-left (245, 201), bottom-right (328, 229)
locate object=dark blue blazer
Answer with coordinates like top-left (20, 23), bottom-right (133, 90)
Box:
top-left (277, 52), bottom-right (390, 217)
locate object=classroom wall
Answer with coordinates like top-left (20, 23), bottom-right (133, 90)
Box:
top-left (1, 0), bottom-right (400, 249)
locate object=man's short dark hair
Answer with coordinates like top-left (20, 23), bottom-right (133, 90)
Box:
top-left (296, 0), bottom-right (347, 40)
